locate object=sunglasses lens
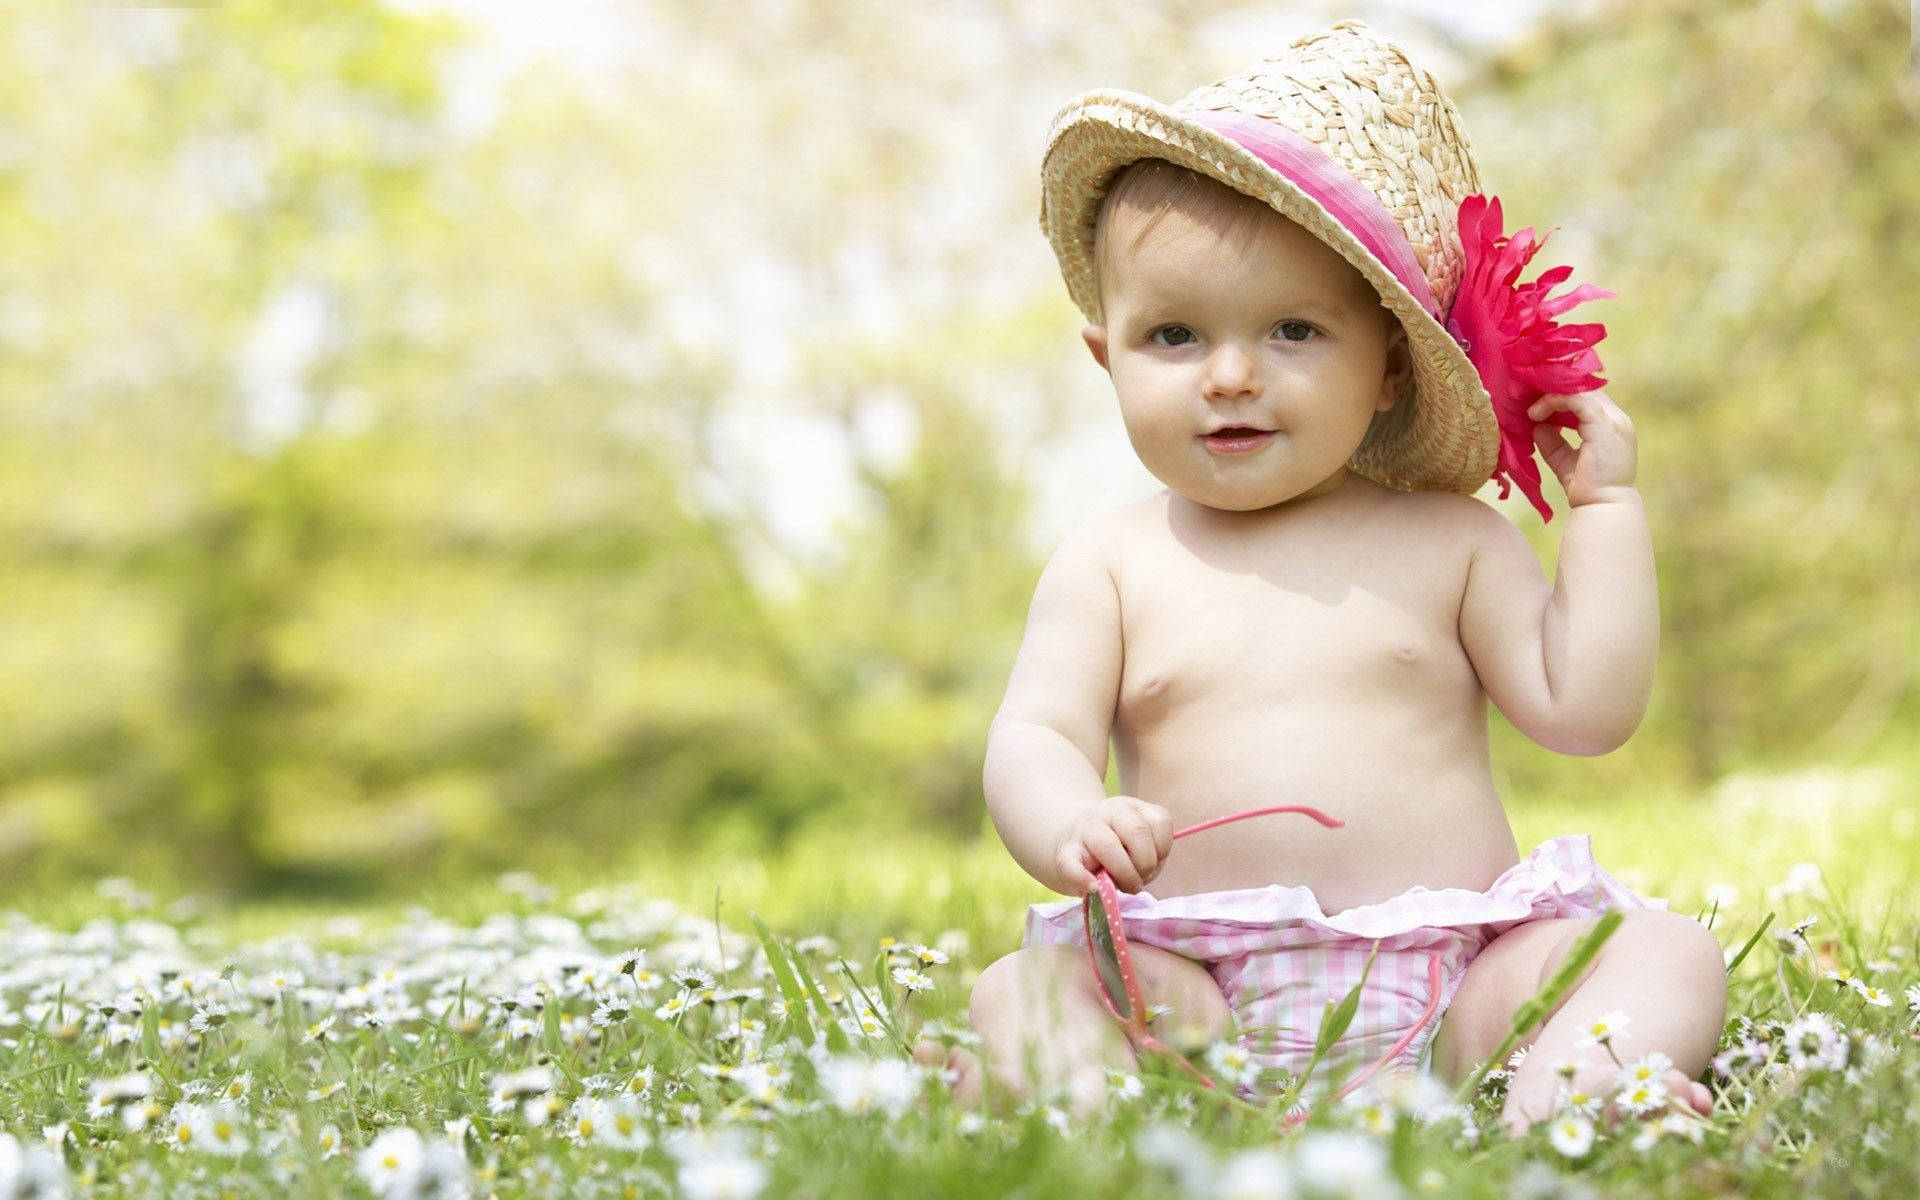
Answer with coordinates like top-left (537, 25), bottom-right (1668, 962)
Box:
top-left (1084, 892), bottom-right (1132, 1020)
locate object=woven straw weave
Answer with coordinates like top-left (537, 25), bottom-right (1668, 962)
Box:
top-left (1038, 20), bottom-right (1500, 494)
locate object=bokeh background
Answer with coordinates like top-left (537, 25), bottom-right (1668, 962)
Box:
top-left (2, 0), bottom-right (1915, 936)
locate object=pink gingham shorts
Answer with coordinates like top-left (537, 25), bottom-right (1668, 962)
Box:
top-left (1022, 833), bottom-right (1666, 1099)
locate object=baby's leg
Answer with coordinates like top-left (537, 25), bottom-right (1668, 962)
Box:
top-left (915, 943), bottom-right (1232, 1117)
top-left (1430, 908), bottom-right (1726, 1137)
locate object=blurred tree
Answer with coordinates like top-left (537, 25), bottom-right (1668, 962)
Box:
top-left (1459, 0), bottom-right (1918, 789)
top-left (1, 0), bottom-right (1913, 892)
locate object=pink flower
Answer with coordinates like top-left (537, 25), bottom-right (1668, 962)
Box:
top-left (1444, 194), bottom-right (1615, 522)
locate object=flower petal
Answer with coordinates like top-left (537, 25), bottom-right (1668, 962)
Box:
top-left (1446, 193), bottom-right (1615, 522)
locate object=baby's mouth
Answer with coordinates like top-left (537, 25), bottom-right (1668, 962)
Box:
top-left (1200, 426), bottom-right (1278, 453)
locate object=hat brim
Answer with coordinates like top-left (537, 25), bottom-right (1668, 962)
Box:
top-left (1039, 89), bottom-right (1498, 495)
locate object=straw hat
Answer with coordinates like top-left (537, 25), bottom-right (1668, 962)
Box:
top-left (1038, 19), bottom-right (1610, 512)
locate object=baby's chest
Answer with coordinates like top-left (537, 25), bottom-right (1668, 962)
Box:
top-left (1115, 557), bottom-right (1474, 720)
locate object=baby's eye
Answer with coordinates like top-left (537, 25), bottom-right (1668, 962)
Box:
top-left (1147, 325), bottom-right (1196, 348)
top-left (1275, 321), bottom-right (1317, 342)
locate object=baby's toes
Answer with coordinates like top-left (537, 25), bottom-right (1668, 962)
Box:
top-left (911, 1039), bottom-right (947, 1070)
top-left (1664, 1070), bottom-right (1713, 1116)
top-left (912, 1039), bottom-right (985, 1108)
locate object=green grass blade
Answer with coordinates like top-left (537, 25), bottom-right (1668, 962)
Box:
top-left (1725, 910), bottom-right (1776, 978)
top-left (748, 910), bottom-right (817, 1044)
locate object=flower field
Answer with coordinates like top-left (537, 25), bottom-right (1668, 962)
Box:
top-left (2, 857), bottom-right (1916, 1200)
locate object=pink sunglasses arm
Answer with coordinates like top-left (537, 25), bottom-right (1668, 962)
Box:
top-left (1172, 803), bottom-right (1344, 841)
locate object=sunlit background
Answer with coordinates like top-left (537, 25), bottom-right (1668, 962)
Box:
top-left (2, 0), bottom-right (1915, 934)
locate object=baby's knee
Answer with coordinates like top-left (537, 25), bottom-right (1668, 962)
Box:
top-left (1130, 945), bottom-right (1233, 1047)
top-left (968, 945), bottom-right (1092, 1028)
top-left (1623, 909), bottom-right (1729, 1009)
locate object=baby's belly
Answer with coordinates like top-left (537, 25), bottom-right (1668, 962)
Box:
top-left (1120, 704), bottom-right (1522, 913)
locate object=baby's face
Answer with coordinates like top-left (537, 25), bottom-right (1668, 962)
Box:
top-left (1084, 203), bottom-right (1412, 513)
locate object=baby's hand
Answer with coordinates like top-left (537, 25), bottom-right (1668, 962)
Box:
top-left (1053, 796), bottom-right (1174, 896)
top-left (1528, 388), bottom-right (1638, 506)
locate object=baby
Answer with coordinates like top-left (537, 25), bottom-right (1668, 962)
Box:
top-left (913, 22), bottom-right (1726, 1137)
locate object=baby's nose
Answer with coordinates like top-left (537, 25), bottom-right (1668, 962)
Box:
top-left (1204, 346), bottom-right (1261, 397)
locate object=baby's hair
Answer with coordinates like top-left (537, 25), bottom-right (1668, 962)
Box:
top-left (1092, 159), bottom-right (1271, 314)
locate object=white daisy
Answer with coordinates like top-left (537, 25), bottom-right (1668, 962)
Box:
top-left (670, 967), bottom-right (718, 992)
top-left (1618, 1050), bottom-right (1675, 1087)
top-left (0, 1132), bottom-right (69, 1198)
top-left (819, 1055), bottom-right (921, 1117)
top-left (1216, 1147), bottom-right (1293, 1200)
top-left (1553, 1083), bottom-right (1604, 1119)
top-left (889, 967), bottom-right (934, 993)
top-left (676, 1146), bottom-right (768, 1200)
top-left (201, 1101), bottom-right (250, 1156)
top-left (1292, 1129), bottom-right (1394, 1194)
top-left (357, 1128), bottom-right (424, 1194)
top-left (1204, 1039), bottom-right (1258, 1088)
top-left (1710, 1037), bottom-right (1771, 1078)
top-left (302, 1014), bottom-right (338, 1044)
top-left (1614, 1078), bottom-right (1670, 1118)
top-left (486, 1066), bottom-right (554, 1115)
top-left (1782, 1012), bottom-right (1849, 1073)
top-left (1547, 1113), bottom-right (1596, 1158)
top-left (188, 1002), bottom-right (233, 1034)
top-left (1849, 981), bottom-right (1894, 1007)
top-left (1576, 1009), bottom-right (1630, 1050)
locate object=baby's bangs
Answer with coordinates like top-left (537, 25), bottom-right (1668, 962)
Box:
top-left (1093, 159), bottom-right (1288, 302)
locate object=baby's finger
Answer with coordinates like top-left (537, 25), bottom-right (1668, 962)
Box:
top-left (1111, 814), bottom-right (1161, 882)
top-left (1087, 826), bottom-right (1145, 893)
top-left (1149, 806), bottom-right (1174, 861)
top-left (1532, 423), bottom-right (1577, 478)
top-left (1055, 846), bottom-right (1096, 895)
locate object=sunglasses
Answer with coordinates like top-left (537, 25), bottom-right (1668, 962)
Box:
top-left (1081, 802), bottom-right (1446, 1126)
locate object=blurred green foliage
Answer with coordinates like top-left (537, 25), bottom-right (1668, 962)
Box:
top-left (0, 0), bottom-right (1913, 896)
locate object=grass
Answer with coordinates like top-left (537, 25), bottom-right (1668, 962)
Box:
top-left (2, 762), bottom-right (1917, 1198)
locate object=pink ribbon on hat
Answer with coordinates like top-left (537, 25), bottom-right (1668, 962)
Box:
top-left (1188, 109), bottom-right (1445, 325)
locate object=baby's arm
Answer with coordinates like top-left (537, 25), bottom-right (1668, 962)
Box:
top-left (983, 515), bottom-right (1132, 895)
top-left (1455, 402), bottom-right (1657, 756)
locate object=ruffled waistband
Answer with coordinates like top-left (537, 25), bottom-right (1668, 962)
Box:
top-left (1022, 833), bottom-right (1667, 950)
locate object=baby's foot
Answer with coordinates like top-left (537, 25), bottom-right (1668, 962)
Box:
top-left (1501, 1059), bottom-right (1713, 1139)
top-left (1630, 1069), bottom-right (1713, 1123)
top-left (912, 1038), bottom-right (985, 1108)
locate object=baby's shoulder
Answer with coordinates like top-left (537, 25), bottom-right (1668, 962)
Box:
top-left (1390, 481), bottom-right (1505, 518)
top-left (1349, 485), bottom-right (1517, 568)
top-left (1371, 485), bottom-right (1509, 534)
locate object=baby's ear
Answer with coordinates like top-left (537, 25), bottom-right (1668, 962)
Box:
top-left (1377, 321), bottom-right (1413, 412)
top-left (1082, 324), bottom-right (1111, 372)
